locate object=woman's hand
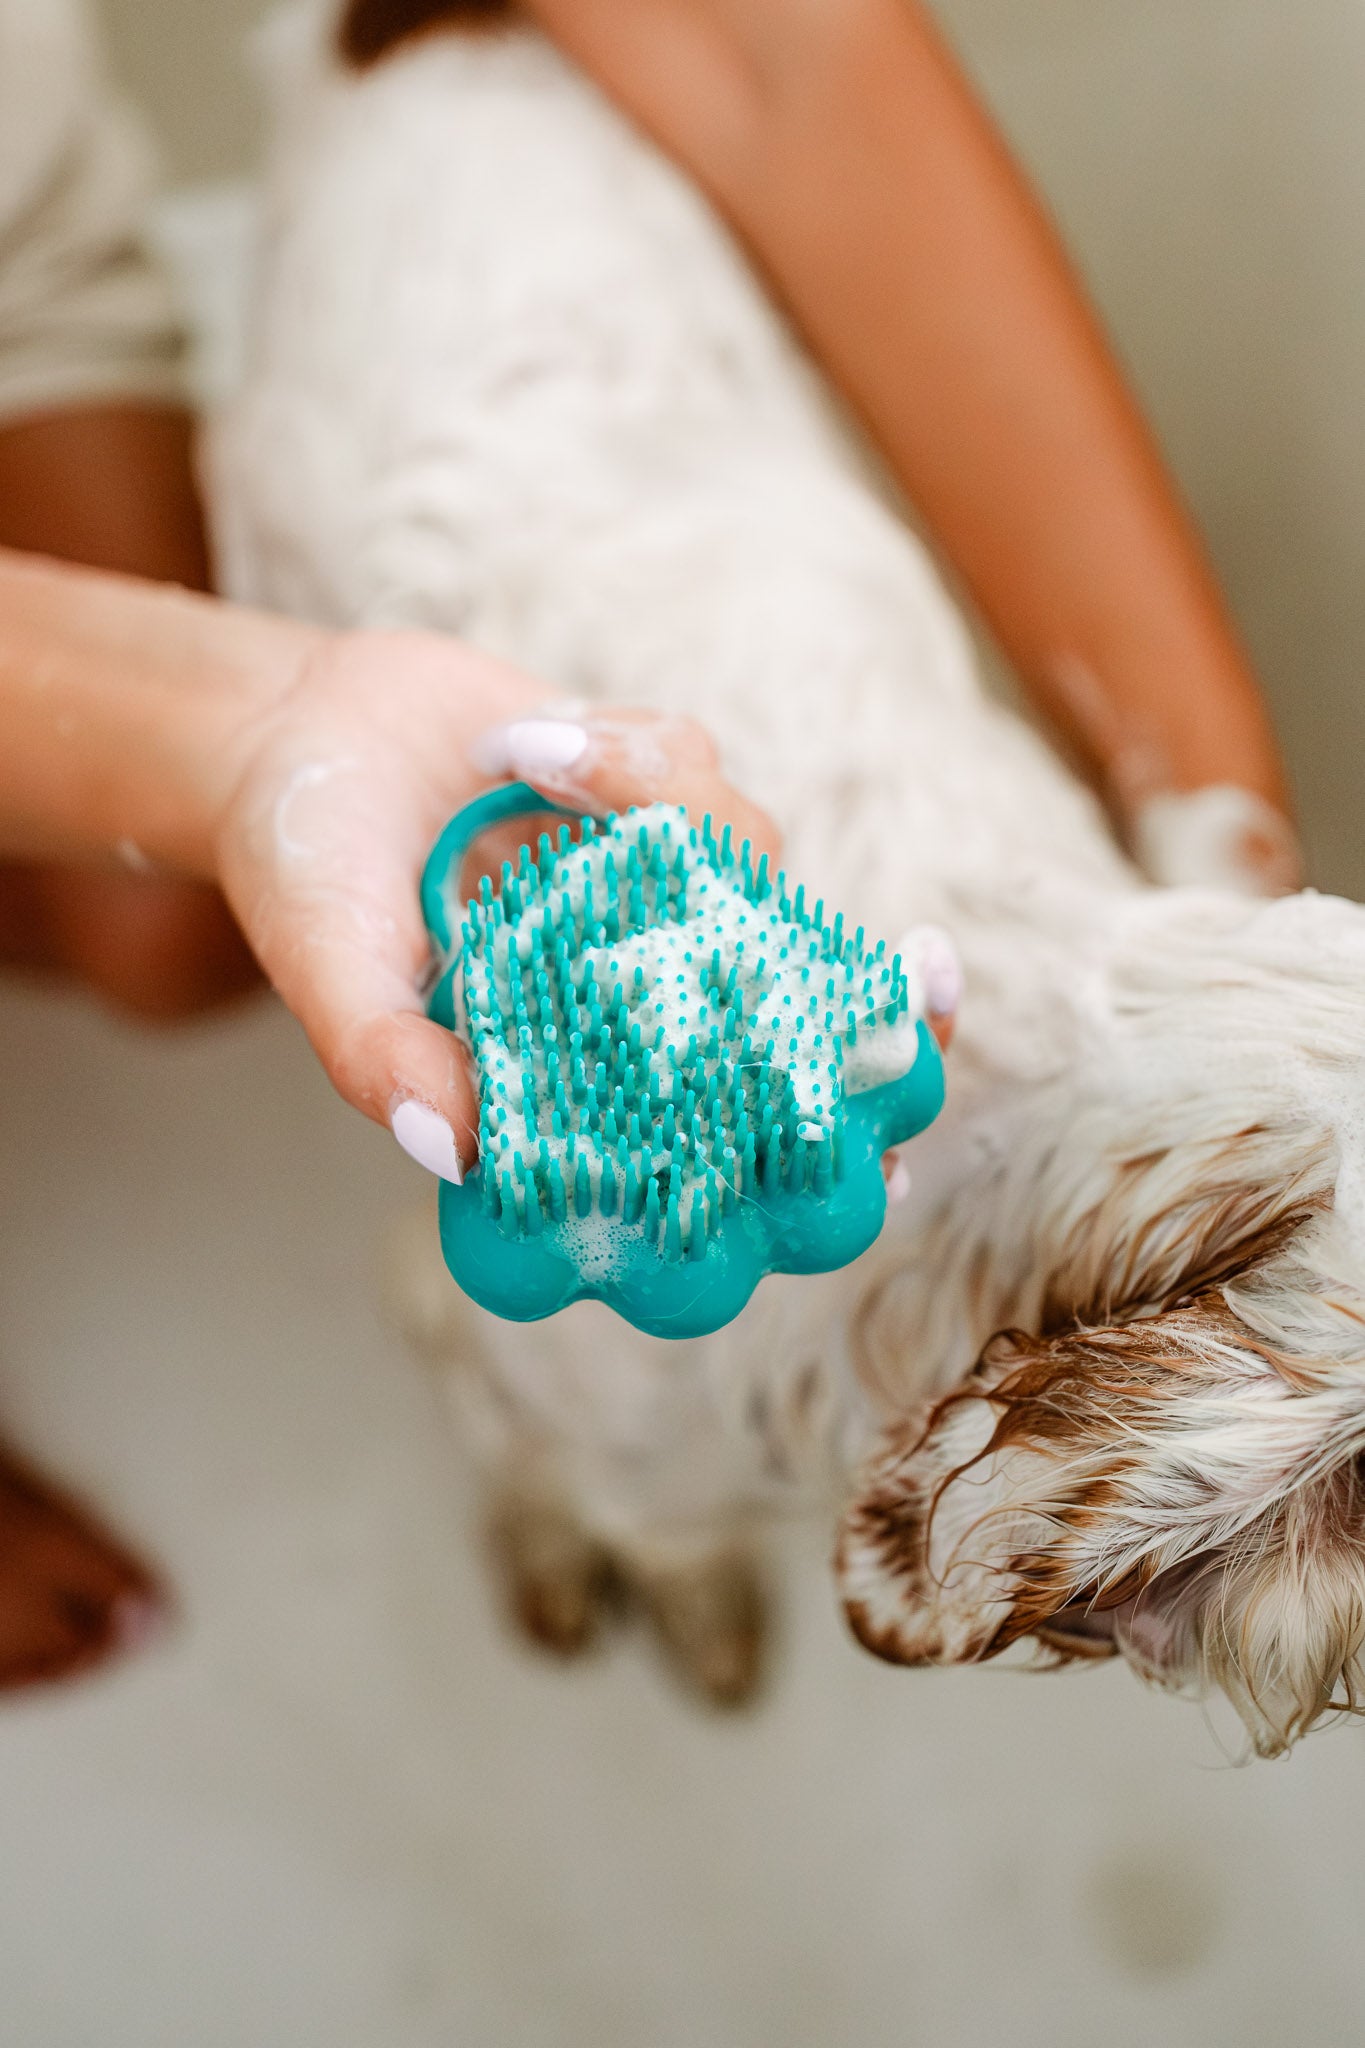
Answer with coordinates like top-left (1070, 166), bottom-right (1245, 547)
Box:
top-left (0, 550), bottom-right (776, 1182)
top-left (215, 630), bottom-right (778, 1179)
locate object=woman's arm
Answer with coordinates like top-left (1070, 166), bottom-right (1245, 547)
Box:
top-left (528, 0), bottom-right (1299, 885)
top-left (0, 548), bottom-right (306, 873)
top-left (0, 401), bottom-right (266, 1017)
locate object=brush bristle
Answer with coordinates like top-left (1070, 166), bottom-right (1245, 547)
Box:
top-left (457, 805), bottom-right (918, 1262)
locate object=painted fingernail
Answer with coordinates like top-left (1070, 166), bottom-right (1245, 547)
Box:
top-left (472, 717), bottom-right (589, 784)
top-left (907, 925), bottom-right (962, 1019)
top-left (883, 1154), bottom-right (912, 1206)
top-left (391, 1100), bottom-right (465, 1183)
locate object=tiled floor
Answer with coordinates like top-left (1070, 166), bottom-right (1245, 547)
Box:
top-left (1, 979), bottom-right (1362, 2047)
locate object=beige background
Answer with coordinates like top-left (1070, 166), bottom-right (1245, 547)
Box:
top-left (99, 0), bottom-right (1365, 897)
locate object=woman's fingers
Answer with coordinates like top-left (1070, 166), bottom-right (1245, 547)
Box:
top-left (1129, 786), bottom-right (1304, 897)
top-left (472, 706), bottom-right (781, 860)
top-left (343, 1011), bottom-right (481, 1181)
top-left (266, 929), bottom-right (480, 1176)
top-left (898, 922), bottom-right (962, 1050)
top-left (218, 760), bottom-right (480, 1170)
top-left (235, 865), bottom-right (480, 1169)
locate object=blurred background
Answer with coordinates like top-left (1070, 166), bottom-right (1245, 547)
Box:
top-left (2, 2), bottom-right (1364, 2043)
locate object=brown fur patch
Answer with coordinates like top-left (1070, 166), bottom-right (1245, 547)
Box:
top-left (1040, 1129), bottom-right (1325, 1332)
top-left (337, 0), bottom-right (512, 68)
top-left (841, 1282), bottom-right (1311, 1667)
top-left (841, 1129), bottom-right (1365, 1747)
top-left (836, 1416), bottom-right (937, 1663)
top-left (961, 1306), bottom-right (1252, 1644)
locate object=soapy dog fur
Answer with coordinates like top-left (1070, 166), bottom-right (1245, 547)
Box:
top-left (212, 1), bottom-right (1365, 1751)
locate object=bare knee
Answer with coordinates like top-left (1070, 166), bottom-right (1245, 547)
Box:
top-left (23, 868), bottom-right (261, 1021)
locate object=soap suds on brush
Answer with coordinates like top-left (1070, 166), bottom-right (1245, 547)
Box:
top-left (555, 1211), bottom-right (644, 1284)
top-left (456, 804), bottom-right (922, 1248)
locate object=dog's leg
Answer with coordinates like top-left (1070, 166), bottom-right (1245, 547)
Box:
top-left (615, 1528), bottom-right (771, 1709)
top-left (387, 1198), bottom-right (777, 1697)
top-left (485, 1487), bottom-right (619, 1659)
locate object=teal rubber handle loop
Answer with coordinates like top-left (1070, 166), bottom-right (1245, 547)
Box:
top-left (422, 782), bottom-right (587, 1031)
top-left (421, 780), bottom-right (584, 954)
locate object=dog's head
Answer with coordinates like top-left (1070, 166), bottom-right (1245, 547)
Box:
top-left (839, 889), bottom-right (1365, 1754)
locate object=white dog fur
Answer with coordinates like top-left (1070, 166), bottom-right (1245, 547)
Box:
top-left (211, 5), bottom-right (1365, 1750)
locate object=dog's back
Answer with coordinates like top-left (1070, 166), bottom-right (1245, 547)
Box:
top-left (213, 5), bottom-right (1123, 938)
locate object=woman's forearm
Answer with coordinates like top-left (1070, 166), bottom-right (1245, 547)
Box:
top-left (0, 547), bottom-right (317, 873)
top-left (531, 0), bottom-right (1290, 825)
top-left (0, 404), bottom-right (315, 875)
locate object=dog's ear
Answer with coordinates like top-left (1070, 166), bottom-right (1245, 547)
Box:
top-left (835, 1292), bottom-right (1365, 1753)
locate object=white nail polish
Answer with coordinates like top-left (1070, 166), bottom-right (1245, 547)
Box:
top-left (473, 717), bottom-right (589, 783)
top-left (884, 1155), bottom-right (912, 1206)
top-left (392, 1100), bottom-right (464, 1183)
top-left (904, 925), bottom-right (962, 1019)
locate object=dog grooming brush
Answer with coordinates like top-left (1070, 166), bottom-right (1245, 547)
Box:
top-left (421, 784), bottom-right (945, 1340)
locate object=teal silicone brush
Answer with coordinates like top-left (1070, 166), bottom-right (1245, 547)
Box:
top-left (421, 784), bottom-right (945, 1340)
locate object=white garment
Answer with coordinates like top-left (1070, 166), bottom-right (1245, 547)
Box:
top-left (0, 0), bottom-right (185, 421)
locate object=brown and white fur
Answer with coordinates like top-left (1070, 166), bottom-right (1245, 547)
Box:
top-left (212, 1), bottom-right (1365, 1751)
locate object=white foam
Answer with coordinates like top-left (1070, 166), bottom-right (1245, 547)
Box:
top-left (460, 803), bottom-right (922, 1228)
top-left (844, 1011), bottom-right (922, 1090)
top-left (553, 1211), bottom-right (644, 1284)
